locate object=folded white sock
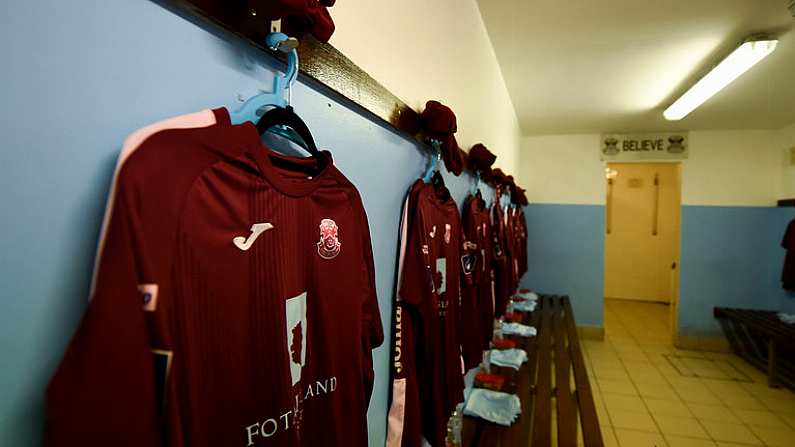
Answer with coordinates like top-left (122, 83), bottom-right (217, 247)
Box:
top-left (464, 388), bottom-right (522, 426)
top-left (502, 322), bottom-right (537, 337)
top-left (489, 348), bottom-right (528, 370)
top-left (511, 300), bottom-right (537, 312)
top-left (778, 313), bottom-right (795, 324)
top-left (516, 291), bottom-right (539, 302)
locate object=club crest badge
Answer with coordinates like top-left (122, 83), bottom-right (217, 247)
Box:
top-left (317, 218), bottom-right (341, 260)
top-left (444, 224), bottom-right (452, 244)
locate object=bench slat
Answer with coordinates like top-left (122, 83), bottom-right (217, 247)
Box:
top-left (564, 297), bottom-right (604, 447)
top-left (532, 295), bottom-right (554, 446)
top-left (462, 295), bottom-right (601, 446)
top-left (715, 308), bottom-right (795, 341)
top-left (553, 296), bottom-right (578, 446)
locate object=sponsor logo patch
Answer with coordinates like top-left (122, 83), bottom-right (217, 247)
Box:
top-left (317, 219), bottom-right (341, 260)
top-left (138, 284), bottom-right (159, 311)
top-left (285, 292), bottom-right (308, 386)
top-left (233, 222), bottom-right (274, 251)
top-left (461, 254), bottom-right (476, 275)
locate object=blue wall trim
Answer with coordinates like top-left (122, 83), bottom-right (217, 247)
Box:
top-left (520, 204), bottom-right (795, 339)
top-left (679, 206), bottom-right (795, 337)
top-left (521, 204), bottom-right (605, 327)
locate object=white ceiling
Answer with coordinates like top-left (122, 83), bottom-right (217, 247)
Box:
top-left (476, 0), bottom-right (795, 135)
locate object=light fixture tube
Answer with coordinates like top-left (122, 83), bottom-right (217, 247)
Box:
top-left (663, 38), bottom-right (778, 120)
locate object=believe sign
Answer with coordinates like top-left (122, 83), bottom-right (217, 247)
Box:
top-left (600, 133), bottom-right (689, 161)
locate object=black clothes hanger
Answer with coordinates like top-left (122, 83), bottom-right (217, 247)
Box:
top-left (256, 105), bottom-right (320, 155)
top-left (431, 170), bottom-right (451, 202)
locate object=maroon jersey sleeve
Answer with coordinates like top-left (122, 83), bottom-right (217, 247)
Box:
top-left (386, 303), bottom-right (422, 447)
top-left (45, 181), bottom-right (161, 446)
top-left (388, 184), bottom-right (425, 447)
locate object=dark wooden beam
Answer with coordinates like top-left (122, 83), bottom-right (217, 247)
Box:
top-left (778, 199), bottom-right (795, 207)
top-left (160, 0), bottom-right (422, 140)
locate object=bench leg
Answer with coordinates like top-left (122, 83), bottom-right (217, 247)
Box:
top-left (767, 339), bottom-right (779, 389)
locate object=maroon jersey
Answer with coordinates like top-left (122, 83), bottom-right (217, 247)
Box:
top-left (460, 194), bottom-right (493, 366)
top-left (398, 182), bottom-right (465, 447)
top-left (784, 219), bottom-right (795, 291)
top-left (514, 207), bottom-right (528, 279)
top-left (388, 180), bottom-right (425, 447)
top-left (46, 116), bottom-right (383, 447)
top-left (491, 198), bottom-right (511, 317)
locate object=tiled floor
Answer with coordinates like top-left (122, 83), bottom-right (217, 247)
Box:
top-left (583, 299), bottom-right (795, 447)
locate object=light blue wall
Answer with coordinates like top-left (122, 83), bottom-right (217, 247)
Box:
top-left (520, 204), bottom-right (605, 327)
top-left (519, 203), bottom-right (795, 337)
top-left (678, 206), bottom-right (795, 336)
top-left (0, 1), bottom-right (495, 445)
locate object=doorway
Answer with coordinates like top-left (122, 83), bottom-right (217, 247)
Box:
top-left (604, 162), bottom-right (682, 339)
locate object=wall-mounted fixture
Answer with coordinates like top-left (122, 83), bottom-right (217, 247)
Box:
top-left (663, 37), bottom-right (778, 121)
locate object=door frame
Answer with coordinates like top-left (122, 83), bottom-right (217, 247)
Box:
top-left (603, 161), bottom-right (682, 340)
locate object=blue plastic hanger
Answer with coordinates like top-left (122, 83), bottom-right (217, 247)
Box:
top-left (422, 140), bottom-right (442, 183)
top-left (470, 170), bottom-right (481, 196)
top-left (500, 188), bottom-right (512, 209)
top-left (230, 32), bottom-right (299, 126)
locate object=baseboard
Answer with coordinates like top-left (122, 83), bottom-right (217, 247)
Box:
top-left (577, 325), bottom-right (605, 341)
top-left (674, 335), bottom-right (731, 353)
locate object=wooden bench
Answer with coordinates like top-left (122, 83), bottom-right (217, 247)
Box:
top-left (714, 307), bottom-right (795, 390)
top-left (462, 295), bottom-right (604, 447)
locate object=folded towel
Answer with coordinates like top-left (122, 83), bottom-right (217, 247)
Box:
top-left (502, 322), bottom-right (537, 337)
top-left (489, 348), bottom-right (528, 370)
top-left (511, 300), bottom-right (537, 313)
top-left (778, 313), bottom-right (795, 324)
top-left (464, 388), bottom-right (521, 426)
top-left (516, 291), bottom-right (539, 302)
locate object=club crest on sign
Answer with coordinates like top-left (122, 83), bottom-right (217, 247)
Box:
top-left (317, 218), bottom-right (341, 260)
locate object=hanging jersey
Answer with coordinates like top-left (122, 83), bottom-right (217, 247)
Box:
top-left (462, 194), bottom-right (495, 353)
top-left (460, 195), bottom-right (490, 368)
top-left (398, 182), bottom-right (465, 447)
top-left (514, 207), bottom-right (528, 280)
top-left (388, 180), bottom-right (425, 447)
top-left (491, 199), bottom-right (510, 317)
top-left (46, 118), bottom-right (383, 447)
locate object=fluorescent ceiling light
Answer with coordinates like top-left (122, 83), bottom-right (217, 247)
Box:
top-left (663, 38), bottom-right (778, 120)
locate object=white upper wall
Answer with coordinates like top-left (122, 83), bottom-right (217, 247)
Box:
top-left (519, 130), bottom-right (783, 207)
top-left (683, 131), bottom-right (780, 206)
top-left (329, 0), bottom-right (521, 173)
top-left (518, 134), bottom-right (606, 205)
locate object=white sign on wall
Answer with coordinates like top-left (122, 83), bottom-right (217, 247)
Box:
top-left (600, 132), bottom-right (689, 161)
